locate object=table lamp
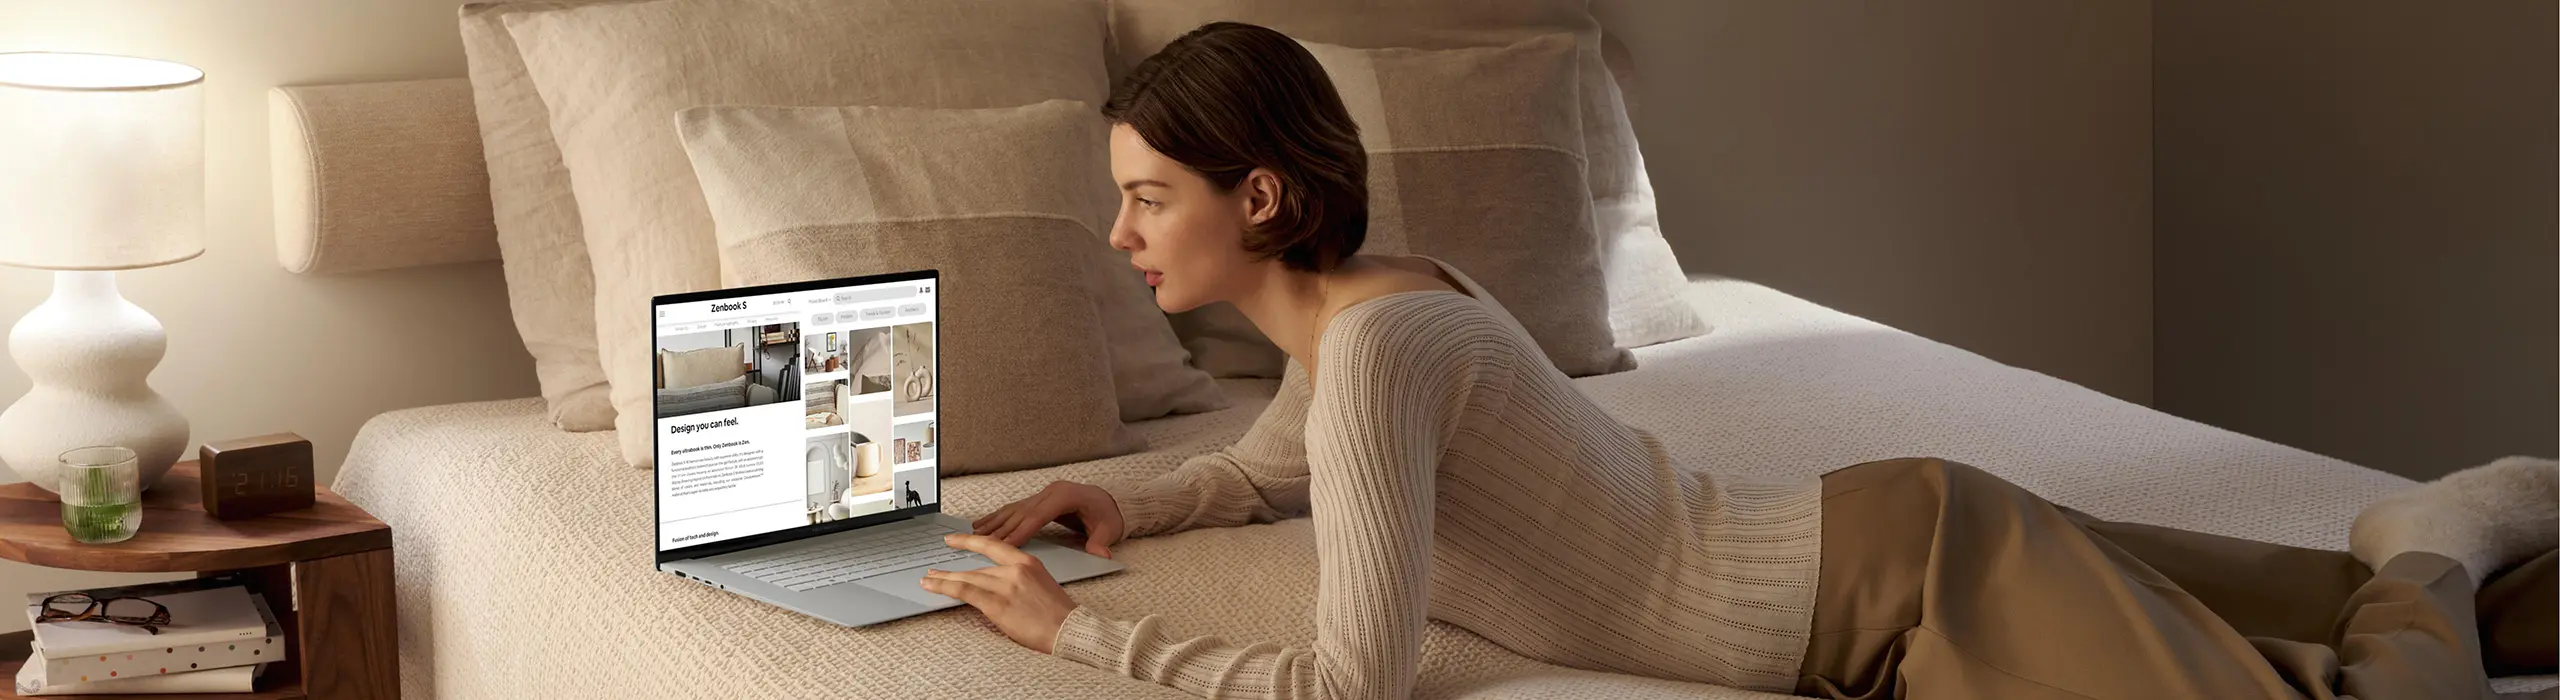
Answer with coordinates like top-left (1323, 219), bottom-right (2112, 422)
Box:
top-left (0, 52), bottom-right (204, 493)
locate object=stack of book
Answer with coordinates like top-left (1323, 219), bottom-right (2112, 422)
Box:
top-left (13, 577), bottom-right (282, 696)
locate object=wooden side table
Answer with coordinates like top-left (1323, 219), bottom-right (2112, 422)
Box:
top-left (0, 461), bottom-right (393, 700)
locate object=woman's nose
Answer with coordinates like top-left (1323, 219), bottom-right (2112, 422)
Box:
top-left (1107, 210), bottom-right (1140, 252)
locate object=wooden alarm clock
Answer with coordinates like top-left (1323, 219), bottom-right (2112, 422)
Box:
top-left (198, 433), bottom-right (316, 520)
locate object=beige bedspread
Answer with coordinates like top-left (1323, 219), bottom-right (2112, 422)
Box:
top-left (334, 278), bottom-right (2548, 698)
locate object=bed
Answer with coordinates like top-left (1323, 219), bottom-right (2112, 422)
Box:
top-left (333, 277), bottom-right (2554, 699)
top-left (261, 3), bottom-right (2548, 694)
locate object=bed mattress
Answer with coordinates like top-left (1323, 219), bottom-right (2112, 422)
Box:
top-left (334, 278), bottom-right (2547, 699)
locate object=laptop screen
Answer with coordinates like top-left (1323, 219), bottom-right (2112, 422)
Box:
top-left (652, 270), bottom-right (940, 559)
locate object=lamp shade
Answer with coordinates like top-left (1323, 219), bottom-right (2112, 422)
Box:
top-left (0, 52), bottom-right (204, 270)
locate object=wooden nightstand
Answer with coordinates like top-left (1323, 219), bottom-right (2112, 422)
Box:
top-left (0, 461), bottom-right (394, 699)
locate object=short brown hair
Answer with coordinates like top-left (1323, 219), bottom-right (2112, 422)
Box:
top-left (1103, 22), bottom-right (1367, 273)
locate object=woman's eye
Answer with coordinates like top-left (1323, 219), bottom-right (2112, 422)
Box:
top-left (1136, 198), bottom-right (1161, 210)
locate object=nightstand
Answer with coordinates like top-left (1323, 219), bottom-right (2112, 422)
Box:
top-left (0, 461), bottom-right (394, 699)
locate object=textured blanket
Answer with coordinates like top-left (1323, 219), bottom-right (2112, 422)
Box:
top-left (334, 278), bottom-right (2550, 698)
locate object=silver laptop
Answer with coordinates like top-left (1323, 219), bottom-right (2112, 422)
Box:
top-left (651, 270), bottom-right (1123, 627)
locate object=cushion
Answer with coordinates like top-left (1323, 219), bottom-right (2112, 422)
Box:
top-left (1166, 310), bottom-right (1290, 378)
top-left (677, 99), bottom-right (1145, 474)
top-left (457, 1), bottom-right (625, 431)
top-left (1109, 0), bottom-right (1708, 376)
top-left (1303, 34), bottom-right (1630, 376)
top-left (657, 345), bottom-right (743, 390)
top-left (503, 0), bottom-right (1179, 468)
top-left (654, 375), bottom-right (749, 417)
top-left (267, 80), bottom-right (500, 275)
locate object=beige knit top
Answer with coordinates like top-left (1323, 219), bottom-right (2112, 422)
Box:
top-left (1054, 259), bottom-right (1826, 698)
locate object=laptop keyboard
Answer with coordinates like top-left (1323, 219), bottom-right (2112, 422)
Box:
top-left (721, 521), bottom-right (976, 592)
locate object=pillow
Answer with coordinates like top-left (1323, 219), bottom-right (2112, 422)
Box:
top-left (654, 375), bottom-right (748, 418)
top-left (1166, 310), bottom-right (1289, 378)
top-left (503, 0), bottom-right (1204, 468)
top-left (657, 345), bottom-right (743, 390)
top-left (1110, 0), bottom-right (1709, 376)
top-left (456, 1), bottom-right (627, 431)
top-left (1304, 35), bottom-right (1630, 376)
top-left (677, 99), bottom-right (1145, 474)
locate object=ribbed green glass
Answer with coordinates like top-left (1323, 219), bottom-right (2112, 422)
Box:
top-left (58, 446), bottom-right (139, 544)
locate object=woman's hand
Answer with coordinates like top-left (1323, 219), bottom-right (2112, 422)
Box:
top-left (972, 480), bottom-right (1126, 557)
top-left (925, 534), bottom-right (1078, 654)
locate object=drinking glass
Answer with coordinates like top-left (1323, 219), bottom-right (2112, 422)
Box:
top-left (59, 446), bottom-right (141, 544)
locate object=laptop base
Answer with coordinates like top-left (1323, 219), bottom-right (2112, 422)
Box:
top-left (663, 513), bottom-right (1125, 628)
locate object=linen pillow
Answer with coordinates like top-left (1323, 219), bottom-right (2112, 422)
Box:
top-left (1110, 0), bottom-right (1708, 376)
top-left (1304, 35), bottom-right (1630, 376)
top-left (657, 345), bottom-right (743, 390)
top-left (457, 1), bottom-right (626, 431)
top-left (1165, 309), bottom-right (1289, 378)
top-left (505, 0), bottom-right (1210, 468)
top-left (677, 100), bottom-right (1144, 474)
top-left (654, 375), bottom-right (749, 417)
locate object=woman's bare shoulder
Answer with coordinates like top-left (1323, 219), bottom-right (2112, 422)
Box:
top-left (1312, 257), bottom-right (1461, 339)
top-left (1335, 255), bottom-right (1458, 301)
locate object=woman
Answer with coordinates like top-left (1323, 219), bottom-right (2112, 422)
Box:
top-left (921, 22), bottom-right (2559, 699)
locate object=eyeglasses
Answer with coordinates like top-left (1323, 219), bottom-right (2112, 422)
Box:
top-left (36, 592), bottom-right (172, 635)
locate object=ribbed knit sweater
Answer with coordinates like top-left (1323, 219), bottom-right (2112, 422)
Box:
top-left (1053, 259), bottom-right (1826, 698)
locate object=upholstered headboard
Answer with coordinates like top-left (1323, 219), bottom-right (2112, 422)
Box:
top-left (268, 79), bottom-right (498, 274)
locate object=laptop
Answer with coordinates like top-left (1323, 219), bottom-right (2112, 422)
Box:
top-left (651, 269), bottom-right (1124, 627)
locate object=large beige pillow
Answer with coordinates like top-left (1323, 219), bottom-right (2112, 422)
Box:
top-left (677, 100), bottom-right (1144, 474)
top-left (505, 0), bottom-right (1210, 468)
top-left (1305, 35), bottom-right (1630, 376)
top-left (1111, 1), bottom-right (1709, 376)
top-left (457, 1), bottom-right (624, 431)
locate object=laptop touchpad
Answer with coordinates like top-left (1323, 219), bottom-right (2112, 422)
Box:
top-left (858, 554), bottom-right (993, 607)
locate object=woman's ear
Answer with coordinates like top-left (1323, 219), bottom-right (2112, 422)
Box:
top-left (1242, 168), bottom-right (1284, 227)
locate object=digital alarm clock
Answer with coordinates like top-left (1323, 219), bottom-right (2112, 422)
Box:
top-left (198, 433), bottom-right (316, 520)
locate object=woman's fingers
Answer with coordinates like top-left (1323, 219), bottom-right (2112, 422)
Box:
top-left (944, 533), bottom-right (1039, 567)
top-left (1000, 498), bottom-right (1062, 545)
top-left (920, 572), bottom-right (996, 609)
top-left (972, 502), bottom-right (1016, 533)
top-left (975, 492), bottom-right (1050, 538)
top-left (970, 483), bottom-right (1103, 544)
top-left (991, 504), bottom-right (1035, 544)
top-left (924, 566), bottom-right (1007, 593)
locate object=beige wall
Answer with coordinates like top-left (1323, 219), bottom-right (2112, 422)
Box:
top-left (1595, 0), bottom-right (2158, 405)
top-left (0, 0), bottom-right (527, 631)
top-left (2153, 0), bottom-right (2559, 479)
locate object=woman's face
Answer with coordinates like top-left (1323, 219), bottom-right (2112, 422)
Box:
top-left (1107, 124), bottom-right (1262, 313)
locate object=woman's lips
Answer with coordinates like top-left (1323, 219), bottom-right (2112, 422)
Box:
top-left (1144, 270), bottom-right (1164, 287)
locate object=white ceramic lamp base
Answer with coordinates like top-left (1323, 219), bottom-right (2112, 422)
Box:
top-left (0, 270), bottom-right (189, 493)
